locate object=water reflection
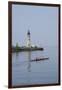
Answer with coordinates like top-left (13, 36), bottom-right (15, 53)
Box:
top-left (15, 51), bottom-right (32, 72)
top-left (27, 51), bottom-right (31, 72)
top-left (15, 52), bottom-right (20, 60)
top-left (12, 47), bottom-right (58, 85)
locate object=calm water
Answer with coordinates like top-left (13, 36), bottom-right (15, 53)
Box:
top-left (12, 47), bottom-right (58, 86)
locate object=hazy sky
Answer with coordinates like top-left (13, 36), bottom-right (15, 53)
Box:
top-left (12, 4), bottom-right (59, 47)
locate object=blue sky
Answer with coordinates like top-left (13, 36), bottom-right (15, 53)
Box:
top-left (12, 4), bottom-right (58, 47)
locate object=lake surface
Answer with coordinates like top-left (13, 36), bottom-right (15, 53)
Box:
top-left (12, 47), bottom-right (58, 86)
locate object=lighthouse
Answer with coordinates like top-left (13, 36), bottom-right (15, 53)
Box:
top-left (27, 30), bottom-right (31, 47)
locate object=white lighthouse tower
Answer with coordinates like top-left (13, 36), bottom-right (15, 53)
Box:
top-left (27, 30), bottom-right (31, 47)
